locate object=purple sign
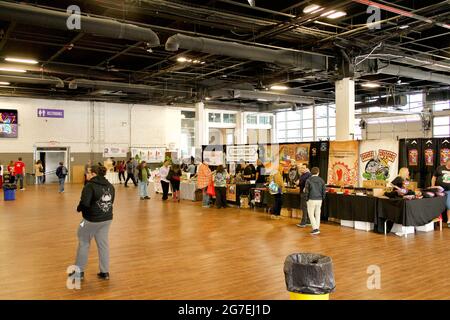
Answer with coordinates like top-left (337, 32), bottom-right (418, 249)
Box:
top-left (37, 108), bottom-right (64, 118)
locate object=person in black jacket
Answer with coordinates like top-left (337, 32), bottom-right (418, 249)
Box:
top-left (304, 167), bottom-right (326, 235)
top-left (55, 162), bottom-right (68, 193)
top-left (296, 163), bottom-right (312, 228)
top-left (72, 165), bottom-right (115, 281)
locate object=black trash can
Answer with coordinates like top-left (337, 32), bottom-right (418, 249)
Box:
top-left (284, 253), bottom-right (335, 300)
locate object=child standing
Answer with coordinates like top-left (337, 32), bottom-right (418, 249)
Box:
top-left (304, 167), bottom-right (326, 235)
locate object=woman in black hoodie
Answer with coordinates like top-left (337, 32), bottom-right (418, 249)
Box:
top-left (71, 165), bottom-right (115, 281)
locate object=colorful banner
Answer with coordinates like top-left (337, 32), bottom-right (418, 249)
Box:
top-left (279, 143), bottom-right (310, 174)
top-left (327, 141), bottom-right (359, 186)
top-left (103, 146), bottom-right (128, 158)
top-left (359, 140), bottom-right (399, 186)
top-left (131, 147), bottom-right (166, 163)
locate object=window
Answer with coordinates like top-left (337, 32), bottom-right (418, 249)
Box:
top-left (434, 116), bottom-right (450, 137)
top-left (434, 100), bottom-right (450, 112)
top-left (259, 115), bottom-right (272, 125)
top-left (181, 111), bottom-right (196, 157)
top-left (247, 114), bottom-right (258, 124)
top-left (208, 113), bottom-right (221, 123)
top-left (223, 113), bottom-right (236, 124)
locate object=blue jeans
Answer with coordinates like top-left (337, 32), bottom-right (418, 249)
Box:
top-left (202, 188), bottom-right (210, 207)
top-left (59, 177), bottom-right (65, 192)
top-left (16, 174), bottom-right (24, 189)
top-left (445, 191), bottom-right (450, 210)
top-left (138, 181), bottom-right (148, 198)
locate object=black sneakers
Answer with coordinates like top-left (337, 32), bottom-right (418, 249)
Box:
top-left (144, 196), bottom-right (151, 200)
top-left (310, 229), bottom-right (321, 235)
top-left (97, 272), bottom-right (110, 280)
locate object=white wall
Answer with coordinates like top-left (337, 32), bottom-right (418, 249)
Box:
top-left (363, 120), bottom-right (430, 140)
top-left (0, 97), bottom-right (182, 153)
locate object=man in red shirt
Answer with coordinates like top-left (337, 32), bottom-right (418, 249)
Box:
top-left (14, 157), bottom-right (26, 190)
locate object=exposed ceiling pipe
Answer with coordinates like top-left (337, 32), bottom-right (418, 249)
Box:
top-left (378, 64), bottom-right (450, 85)
top-left (356, 95), bottom-right (407, 109)
top-left (209, 89), bottom-right (315, 104)
top-left (166, 34), bottom-right (328, 71)
top-left (68, 79), bottom-right (192, 94)
top-left (351, 0), bottom-right (450, 30)
top-left (0, 74), bottom-right (64, 88)
top-left (0, 1), bottom-right (160, 46)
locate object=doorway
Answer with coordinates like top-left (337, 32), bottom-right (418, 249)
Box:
top-left (34, 147), bottom-right (70, 184)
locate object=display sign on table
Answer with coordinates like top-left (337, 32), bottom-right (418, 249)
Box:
top-left (37, 108), bottom-right (64, 118)
top-left (359, 140), bottom-right (399, 186)
top-left (327, 141), bottom-right (359, 186)
top-left (103, 146), bottom-right (128, 158)
top-left (279, 143), bottom-right (310, 174)
top-left (131, 147), bottom-right (166, 163)
top-left (226, 145), bottom-right (258, 163)
top-left (0, 109), bottom-right (18, 138)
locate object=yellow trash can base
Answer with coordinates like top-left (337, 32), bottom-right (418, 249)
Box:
top-left (289, 292), bottom-right (330, 300)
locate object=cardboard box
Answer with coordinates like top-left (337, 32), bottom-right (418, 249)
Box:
top-left (362, 180), bottom-right (387, 189)
top-left (391, 223), bottom-right (415, 235)
top-left (341, 220), bottom-right (354, 228)
top-left (373, 188), bottom-right (385, 198)
top-left (415, 222), bottom-right (434, 232)
top-left (354, 221), bottom-right (374, 231)
top-left (408, 181), bottom-right (418, 191)
top-left (281, 208), bottom-right (292, 217)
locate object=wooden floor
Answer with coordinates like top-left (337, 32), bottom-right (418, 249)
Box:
top-left (0, 183), bottom-right (449, 300)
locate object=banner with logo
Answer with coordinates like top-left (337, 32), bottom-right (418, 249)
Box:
top-left (226, 145), bottom-right (258, 163)
top-left (327, 141), bottom-right (359, 186)
top-left (131, 147), bottom-right (166, 163)
top-left (359, 140), bottom-right (399, 186)
top-left (103, 146), bottom-right (128, 158)
top-left (279, 143), bottom-right (310, 174)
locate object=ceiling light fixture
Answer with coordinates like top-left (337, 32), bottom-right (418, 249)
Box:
top-left (205, 97), bottom-right (211, 100)
top-left (5, 57), bottom-right (38, 65)
top-left (0, 67), bottom-right (27, 73)
top-left (0, 81), bottom-right (10, 85)
top-left (399, 25), bottom-right (409, 29)
top-left (257, 98), bottom-right (268, 102)
top-left (270, 85), bottom-right (289, 91)
top-left (327, 11), bottom-right (347, 19)
top-left (303, 4), bottom-right (322, 13)
top-left (320, 10), bottom-right (336, 17)
top-left (361, 82), bottom-right (380, 88)
top-left (177, 57), bottom-right (188, 62)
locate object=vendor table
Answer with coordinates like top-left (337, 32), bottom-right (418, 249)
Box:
top-left (323, 193), bottom-right (378, 222)
top-left (180, 181), bottom-right (197, 201)
top-left (226, 183), bottom-right (255, 206)
top-left (265, 189), bottom-right (301, 209)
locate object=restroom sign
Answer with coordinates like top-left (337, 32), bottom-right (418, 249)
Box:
top-left (37, 108), bottom-right (64, 118)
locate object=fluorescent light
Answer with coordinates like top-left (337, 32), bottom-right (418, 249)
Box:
top-left (311, 8), bottom-right (324, 14)
top-left (399, 25), bottom-right (409, 29)
top-left (361, 82), bottom-right (380, 88)
top-left (321, 10), bottom-right (335, 17)
top-left (5, 57), bottom-right (38, 65)
top-left (0, 67), bottom-right (26, 73)
top-left (177, 57), bottom-right (188, 62)
top-left (303, 4), bottom-right (322, 13)
top-left (355, 101), bottom-right (362, 104)
top-left (257, 98), bottom-right (268, 102)
top-left (0, 81), bottom-right (10, 85)
top-left (327, 11), bottom-right (346, 19)
top-left (270, 85), bottom-right (289, 91)
top-left (205, 97), bottom-right (211, 100)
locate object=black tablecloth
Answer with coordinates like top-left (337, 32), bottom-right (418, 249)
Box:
top-left (228, 184), bottom-right (255, 205)
top-left (266, 192), bottom-right (301, 209)
top-left (377, 196), bottom-right (446, 226)
top-left (323, 193), bottom-right (378, 222)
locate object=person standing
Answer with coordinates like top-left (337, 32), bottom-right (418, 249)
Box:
top-left (304, 167), bottom-right (326, 235)
top-left (34, 160), bottom-right (44, 185)
top-left (84, 160), bottom-right (92, 185)
top-left (72, 165), bottom-right (115, 281)
top-left (169, 164), bottom-right (182, 202)
top-left (197, 159), bottom-right (212, 208)
top-left (7, 160), bottom-right (15, 184)
top-left (117, 161), bottom-right (126, 184)
top-left (255, 159), bottom-right (266, 188)
top-left (137, 161), bottom-right (151, 200)
top-left (124, 159), bottom-right (137, 187)
top-left (296, 164), bottom-right (312, 228)
top-left (431, 159), bottom-right (450, 227)
top-left (159, 161), bottom-right (171, 201)
top-left (269, 170), bottom-right (284, 218)
top-left (213, 165), bottom-right (228, 209)
top-left (14, 157), bottom-right (26, 191)
top-left (56, 161), bottom-right (68, 193)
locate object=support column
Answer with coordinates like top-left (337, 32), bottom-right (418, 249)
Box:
top-left (195, 102), bottom-right (208, 148)
top-left (335, 78), bottom-right (355, 141)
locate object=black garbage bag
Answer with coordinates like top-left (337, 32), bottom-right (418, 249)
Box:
top-left (2, 183), bottom-right (17, 190)
top-left (284, 253), bottom-right (335, 295)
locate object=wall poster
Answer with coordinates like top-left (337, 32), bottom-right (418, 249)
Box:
top-left (131, 147), bottom-right (166, 163)
top-left (359, 140), bottom-right (399, 186)
top-left (278, 143), bottom-right (310, 174)
top-left (226, 145), bottom-right (258, 163)
top-left (103, 146), bottom-right (128, 158)
top-left (327, 141), bottom-right (359, 186)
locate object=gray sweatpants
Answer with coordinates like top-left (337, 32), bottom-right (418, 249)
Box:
top-left (75, 219), bottom-right (112, 273)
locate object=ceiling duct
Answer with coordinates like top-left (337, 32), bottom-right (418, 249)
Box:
top-left (166, 34), bottom-right (328, 71)
top-left (356, 95), bottom-right (407, 109)
top-left (0, 1), bottom-right (160, 46)
top-left (68, 79), bottom-right (192, 94)
top-left (0, 74), bottom-right (64, 88)
top-left (209, 89), bottom-right (315, 104)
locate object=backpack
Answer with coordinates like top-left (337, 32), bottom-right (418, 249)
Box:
top-left (268, 180), bottom-right (280, 195)
top-left (62, 166), bottom-right (68, 176)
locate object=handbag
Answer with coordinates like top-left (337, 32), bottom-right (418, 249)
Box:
top-left (207, 181), bottom-right (216, 197)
